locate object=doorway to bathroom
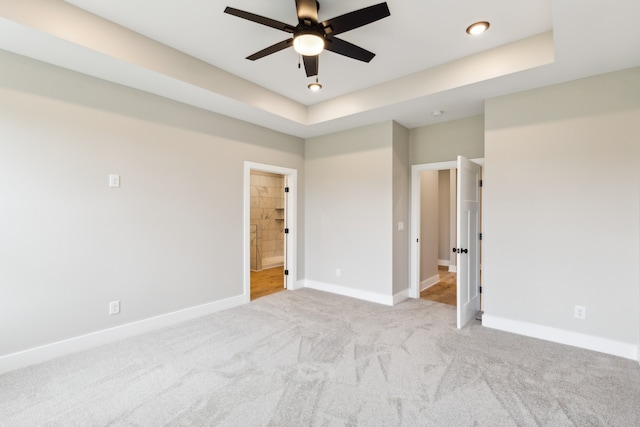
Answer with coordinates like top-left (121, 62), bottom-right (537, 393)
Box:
top-left (244, 162), bottom-right (297, 303)
top-left (250, 170), bottom-right (285, 300)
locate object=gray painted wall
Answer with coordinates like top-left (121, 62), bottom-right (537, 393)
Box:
top-left (484, 68), bottom-right (640, 346)
top-left (305, 122), bottom-right (393, 296)
top-left (392, 122), bottom-right (410, 295)
top-left (0, 51), bottom-right (305, 357)
top-left (410, 115), bottom-right (484, 164)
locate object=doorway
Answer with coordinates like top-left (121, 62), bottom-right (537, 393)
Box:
top-left (249, 170), bottom-right (286, 300)
top-left (244, 162), bottom-right (297, 303)
top-left (417, 168), bottom-right (457, 306)
top-left (409, 158), bottom-right (483, 327)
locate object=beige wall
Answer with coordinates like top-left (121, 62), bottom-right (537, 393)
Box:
top-left (420, 171), bottom-right (439, 283)
top-left (483, 67), bottom-right (640, 349)
top-left (437, 170), bottom-right (451, 263)
top-left (410, 115), bottom-right (484, 164)
top-left (0, 51), bottom-right (305, 357)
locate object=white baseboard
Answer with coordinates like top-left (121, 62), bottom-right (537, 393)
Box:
top-left (261, 256), bottom-right (284, 270)
top-left (438, 259), bottom-right (450, 267)
top-left (448, 265), bottom-right (457, 273)
top-left (289, 279), bottom-right (305, 291)
top-left (303, 280), bottom-right (393, 306)
top-left (393, 289), bottom-right (410, 305)
top-left (420, 274), bottom-right (440, 292)
top-left (482, 314), bottom-right (639, 361)
top-left (0, 294), bottom-right (246, 375)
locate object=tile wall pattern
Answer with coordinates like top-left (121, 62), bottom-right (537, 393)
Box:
top-left (250, 171), bottom-right (284, 270)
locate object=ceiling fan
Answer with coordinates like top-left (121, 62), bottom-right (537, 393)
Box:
top-left (224, 0), bottom-right (390, 78)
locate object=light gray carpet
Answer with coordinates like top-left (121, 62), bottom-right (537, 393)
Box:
top-left (1, 289), bottom-right (639, 426)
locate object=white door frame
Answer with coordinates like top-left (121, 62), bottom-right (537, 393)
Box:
top-left (244, 161), bottom-right (298, 303)
top-left (409, 158), bottom-right (483, 299)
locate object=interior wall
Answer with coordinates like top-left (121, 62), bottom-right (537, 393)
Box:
top-left (437, 170), bottom-right (451, 263)
top-left (305, 122), bottom-right (393, 297)
top-left (0, 51), bottom-right (305, 357)
top-left (483, 67), bottom-right (640, 349)
top-left (448, 169), bottom-right (457, 271)
top-left (410, 115), bottom-right (484, 164)
top-left (392, 122), bottom-right (410, 296)
top-left (420, 171), bottom-right (439, 284)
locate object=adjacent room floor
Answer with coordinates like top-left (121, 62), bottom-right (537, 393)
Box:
top-left (420, 266), bottom-right (456, 306)
top-left (250, 266), bottom-right (285, 300)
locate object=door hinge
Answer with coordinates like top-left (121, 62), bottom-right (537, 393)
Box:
top-left (479, 179), bottom-right (483, 187)
top-left (416, 238), bottom-right (419, 243)
top-left (479, 233), bottom-right (483, 240)
top-left (479, 286), bottom-right (482, 294)
top-left (284, 269), bottom-right (289, 276)
top-left (284, 187), bottom-right (289, 193)
top-left (284, 228), bottom-right (289, 234)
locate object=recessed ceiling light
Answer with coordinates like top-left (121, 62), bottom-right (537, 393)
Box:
top-left (308, 77), bottom-right (322, 91)
top-left (466, 21), bottom-right (490, 35)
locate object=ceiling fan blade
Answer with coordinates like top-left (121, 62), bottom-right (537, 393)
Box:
top-left (224, 7), bottom-right (295, 33)
top-left (321, 3), bottom-right (390, 36)
top-left (325, 37), bottom-right (375, 62)
top-left (246, 39), bottom-right (294, 61)
top-left (302, 55), bottom-right (319, 77)
top-left (296, 0), bottom-right (318, 24)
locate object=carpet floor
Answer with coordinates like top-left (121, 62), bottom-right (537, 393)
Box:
top-left (1, 289), bottom-right (639, 426)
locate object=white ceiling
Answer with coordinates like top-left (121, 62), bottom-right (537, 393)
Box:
top-left (1, 0), bottom-right (639, 138)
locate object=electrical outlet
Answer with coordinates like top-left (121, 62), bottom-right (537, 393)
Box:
top-left (336, 269), bottom-right (341, 278)
top-left (574, 305), bottom-right (586, 320)
top-left (109, 300), bottom-right (120, 315)
top-left (109, 174), bottom-right (120, 188)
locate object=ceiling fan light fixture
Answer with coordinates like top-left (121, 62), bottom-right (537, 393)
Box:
top-left (466, 21), bottom-right (490, 35)
top-left (293, 32), bottom-right (325, 56)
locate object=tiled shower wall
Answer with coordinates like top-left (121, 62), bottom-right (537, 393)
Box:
top-left (250, 171), bottom-right (284, 270)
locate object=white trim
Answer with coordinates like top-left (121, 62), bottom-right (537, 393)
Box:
top-left (303, 280), bottom-right (393, 306)
top-left (448, 265), bottom-right (457, 273)
top-left (420, 274), bottom-right (440, 292)
top-left (393, 289), bottom-right (410, 305)
top-left (482, 314), bottom-right (639, 361)
top-left (0, 295), bottom-right (245, 375)
top-left (438, 259), bottom-right (450, 266)
top-left (290, 279), bottom-right (305, 291)
top-left (409, 158), bottom-right (483, 299)
top-left (244, 162), bottom-right (297, 302)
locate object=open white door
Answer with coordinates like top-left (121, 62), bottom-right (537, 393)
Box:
top-left (456, 156), bottom-right (481, 328)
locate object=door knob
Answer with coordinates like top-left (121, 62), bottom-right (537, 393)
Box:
top-left (462, 248), bottom-right (468, 254)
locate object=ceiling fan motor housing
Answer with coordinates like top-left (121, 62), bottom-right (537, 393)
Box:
top-left (293, 28), bottom-right (325, 56)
